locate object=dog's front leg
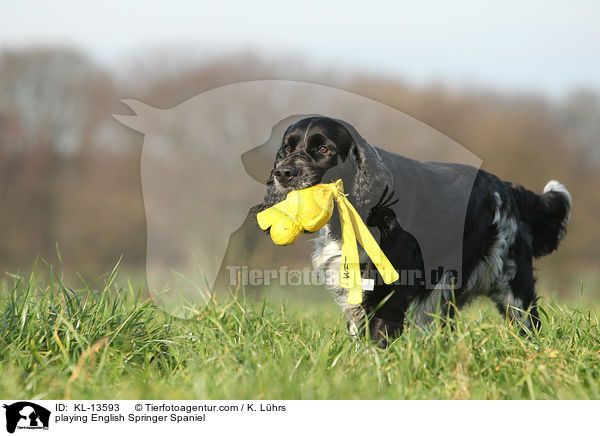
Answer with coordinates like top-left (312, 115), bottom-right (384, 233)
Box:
top-left (367, 315), bottom-right (405, 348)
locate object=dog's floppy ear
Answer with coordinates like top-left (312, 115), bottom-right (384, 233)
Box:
top-left (329, 119), bottom-right (393, 216)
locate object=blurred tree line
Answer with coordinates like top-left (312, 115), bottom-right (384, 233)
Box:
top-left (0, 47), bottom-right (598, 295)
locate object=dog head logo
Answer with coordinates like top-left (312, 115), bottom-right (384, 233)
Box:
top-left (114, 80), bottom-right (481, 317)
top-left (3, 402), bottom-right (50, 433)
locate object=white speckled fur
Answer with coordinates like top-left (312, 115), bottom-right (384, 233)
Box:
top-left (410, 192), bottom-right (521, 326)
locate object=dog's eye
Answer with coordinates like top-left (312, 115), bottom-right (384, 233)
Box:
top-left (285, 145), bottom-right (293, 153)
top-left (318, 145), bottom-right (329, 153)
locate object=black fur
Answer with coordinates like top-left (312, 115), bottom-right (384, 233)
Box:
top-left (255, 116), bottom-right (571, 347)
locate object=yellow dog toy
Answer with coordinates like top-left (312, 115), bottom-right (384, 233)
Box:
top-left (257, 179), bottom-right (399, 304)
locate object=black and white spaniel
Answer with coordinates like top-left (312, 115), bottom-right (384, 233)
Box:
top-left (254, 116), bottom-right (571, 347)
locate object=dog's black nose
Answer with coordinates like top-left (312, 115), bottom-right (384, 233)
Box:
top-left (273, 165), bottom-right (298, 183)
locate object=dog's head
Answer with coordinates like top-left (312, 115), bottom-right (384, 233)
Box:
top-left (271, 117), bottom-right (356, 192)
top-left (256, 116), bottom-right (392, 217)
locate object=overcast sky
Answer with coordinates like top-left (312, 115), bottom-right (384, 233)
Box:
top-left (1, 0), bottom-right (599, 97)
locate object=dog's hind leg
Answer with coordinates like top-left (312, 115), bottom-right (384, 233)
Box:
top-left (490, 236), bottom-right (540, 335)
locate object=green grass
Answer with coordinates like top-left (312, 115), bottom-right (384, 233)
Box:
top-left (1, 265), bottom-right (599, 400)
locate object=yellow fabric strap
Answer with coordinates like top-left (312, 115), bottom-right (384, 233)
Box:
top-left (332, 183), bottom-right (399, 304)
top-left (256, 179), bottom-right (399, 304)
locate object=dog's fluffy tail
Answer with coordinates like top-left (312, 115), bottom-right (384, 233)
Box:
top-left (510, 180), bottom-right (572, 258)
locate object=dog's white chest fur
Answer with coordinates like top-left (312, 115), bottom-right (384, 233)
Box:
top-left (311, 225), bottom-right (365, 328)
